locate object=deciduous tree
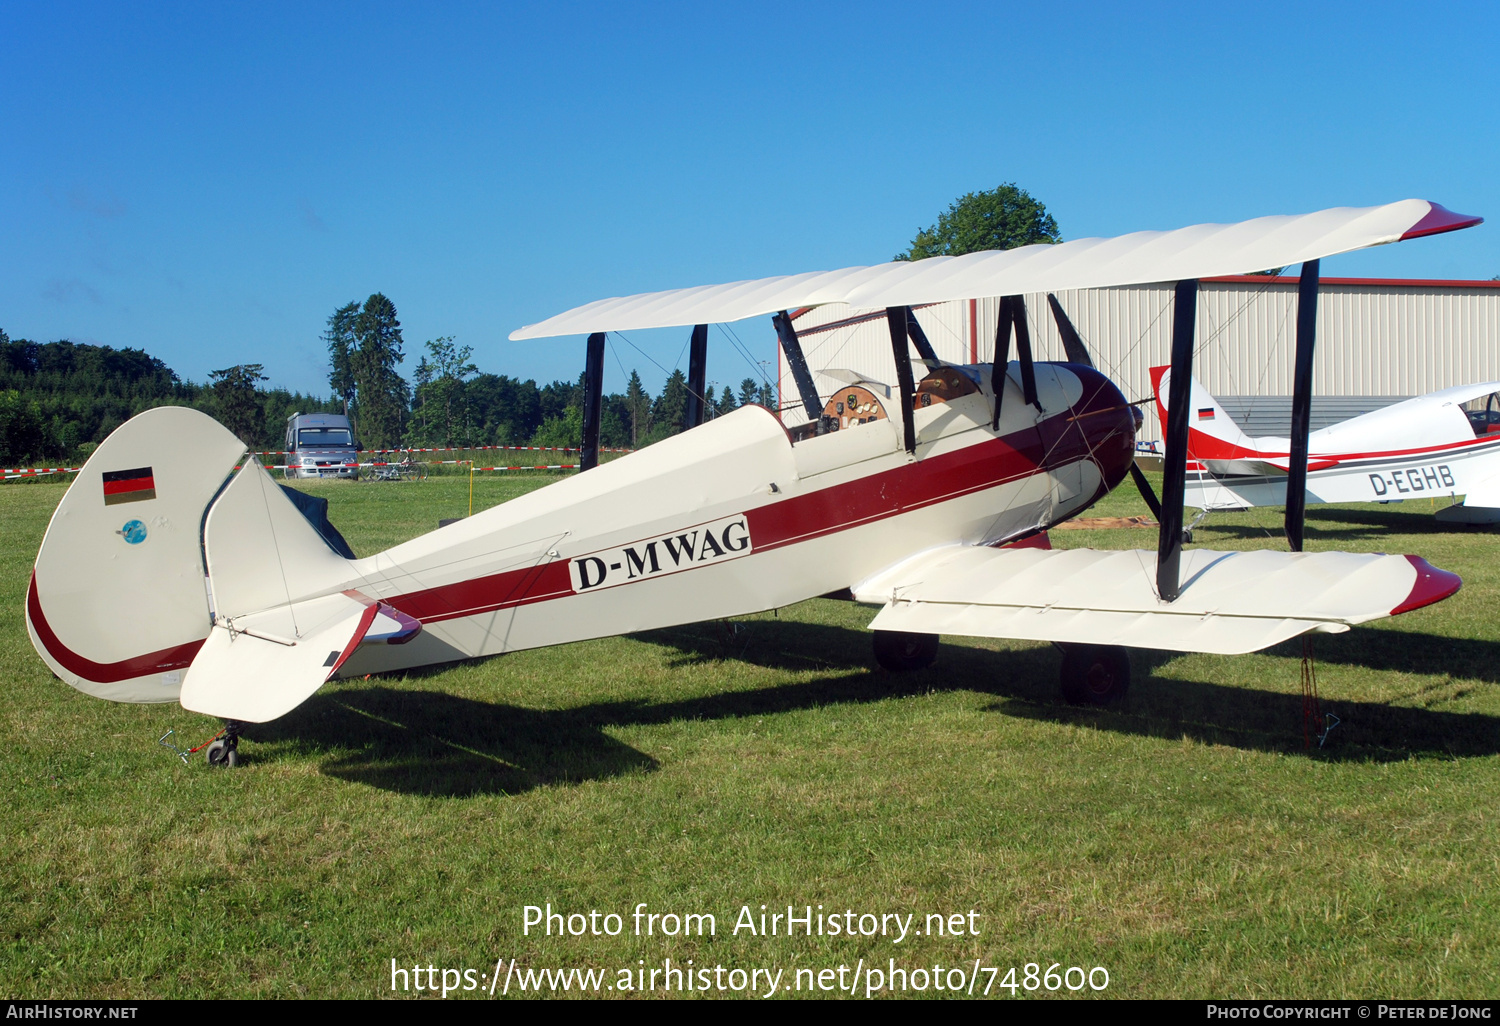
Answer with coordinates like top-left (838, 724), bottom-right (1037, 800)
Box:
top-left (896, 183), bottom-right (1061, 260)
top-left (411, 336), bottom-right (477, 447)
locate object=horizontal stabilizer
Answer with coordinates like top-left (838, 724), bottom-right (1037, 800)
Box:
top-left (180, 590), bottom-right (419, 722)
top-left (855, 546), bottom-right (1459, 655)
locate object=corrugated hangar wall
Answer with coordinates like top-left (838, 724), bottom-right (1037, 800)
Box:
top-left (779, 277), bottom-right (1500, 445)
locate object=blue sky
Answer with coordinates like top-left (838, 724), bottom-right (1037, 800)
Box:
top-left (3, 1), bottom-right (1498, 398)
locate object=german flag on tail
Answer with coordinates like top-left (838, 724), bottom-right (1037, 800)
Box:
top-left (102, 467), bottom-right (156, 505)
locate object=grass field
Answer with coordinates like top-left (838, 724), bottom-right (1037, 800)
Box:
top-left (2, 470), bottom-right (1497, 999)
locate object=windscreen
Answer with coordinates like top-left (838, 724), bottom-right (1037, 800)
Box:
top-left (1461, 394), bottom-right (1500, 438)
top-left (297, 427), bottom-right (353, 447)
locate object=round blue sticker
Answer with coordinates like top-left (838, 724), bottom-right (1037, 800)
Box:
top-left (119, 519), bottom-right (147, 544)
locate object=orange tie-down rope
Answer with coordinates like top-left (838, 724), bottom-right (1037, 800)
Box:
top-left (158, 727), bottom-right (226, 764)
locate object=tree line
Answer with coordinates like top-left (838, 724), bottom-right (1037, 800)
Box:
top-left (0, 330), bottom-right (339, 465)
top-left (0, 299), bottom-right (778, 463)
top-left (318, 292), bottom-right (775, 453)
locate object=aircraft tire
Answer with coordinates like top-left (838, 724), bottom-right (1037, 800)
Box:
top-left (872, 630), bottom-right (938, 671)
top-left (205, 739), bottom-right (239, 768)
top-left (1059, 644), bottom-right (1130, 705)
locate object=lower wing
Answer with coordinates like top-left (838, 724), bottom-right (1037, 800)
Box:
top-left (854, 545), bottom-right (1459, 655)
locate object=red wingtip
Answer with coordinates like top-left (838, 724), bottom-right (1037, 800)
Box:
top-left (1390, 555), bottom-right (1462, 616)
top-left (1400, 203), bottom-right (1484, 241)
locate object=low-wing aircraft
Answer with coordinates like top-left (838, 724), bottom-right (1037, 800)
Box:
top-left (1151, 368), bottom-right (1500, 524)
top-left (25, 199), bottom-right (1480, 765)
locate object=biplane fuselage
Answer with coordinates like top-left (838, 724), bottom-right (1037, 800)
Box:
top-left (333, 362), bottom-right (1134, 675)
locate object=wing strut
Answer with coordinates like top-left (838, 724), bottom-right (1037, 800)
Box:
top-left (885, 307), bottom-right (919, 455)
top-left (1285, 260), bottom-right (1320, 551)
top-left (772, 311), bottom-right (825, 429)
top-left (1156, 280), bottom-right (1199, 601)
top-left (988, 296), bottom-right (1040, 425)
top-left (683, 323), bottom-right (709, 429)
top-left (1047, 293), bottom-right (1094, 367)
top-left (1012, 296), bottom-right (1040, 409)
top-left (990, 297), bottom-right (1013, 429)
top-left (580, 332), bottom-right (605, 471)
top-left (902, 307), bottom-right (939, 363)
top-left (1130, 462), bottom-right (1163, 520)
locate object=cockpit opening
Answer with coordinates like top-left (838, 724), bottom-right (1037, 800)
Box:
top-left (1462, 392), bottom-right (1500, 437)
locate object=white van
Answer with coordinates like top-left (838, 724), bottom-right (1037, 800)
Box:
top-left (284, 412), bottom-right (360, 479)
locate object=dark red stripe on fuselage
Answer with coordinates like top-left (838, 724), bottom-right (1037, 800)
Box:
top-left (385, 367), bottom-right (1137, 626)
top-left (27, 572), bottom-right (203, 683)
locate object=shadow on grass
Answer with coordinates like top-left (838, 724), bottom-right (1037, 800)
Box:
top-left (1277, 628), bottom-right (1500, 685)
top-left (1192, 504), bottom-right (1491, 544)
top-left (990, 670), bottom-right (1500, 764)
top-left (654, 620), bottom-right (1500, 762)
top-left (248, 667), bottom-right (942, 798)
top-left (248, 617), bottom-right (1500, 795)
top-left (247, 688), bottom-right (659, 798)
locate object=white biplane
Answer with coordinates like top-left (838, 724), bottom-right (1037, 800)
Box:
top-left (1150, 368), bottom-right (1500, 525)
top-left (25, 199), bottom-right (1480, 765)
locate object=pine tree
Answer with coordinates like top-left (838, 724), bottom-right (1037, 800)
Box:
top-left (351, 294), bottom-right (409, 449)
top-left (738, 377), bottom-right (760, 408)
top-left (715, 385), bottom-right (737, 418)
top-left (624, 370), bottom-right (650, 446)
top-left (654, 369), bottom-right (689, 434)
top-left (209, 364), bottom-right (268, 444)
top-left (324, 302), bottom-right (360, 415)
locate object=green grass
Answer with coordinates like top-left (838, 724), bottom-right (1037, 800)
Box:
top-left (1, 471), bottom-right (1497, 999)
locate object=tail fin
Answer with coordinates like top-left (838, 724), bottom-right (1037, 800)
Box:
top-left (26, 407), bottom-right (246, 703)
top-left (201, 457), bottom-right (356, 628)
top-left (1148, 365), bottom-right (1261, 460)
top-left (178, 457), bottom-right (422, 723)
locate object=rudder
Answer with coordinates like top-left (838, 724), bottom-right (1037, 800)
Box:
top-left (26, 407), bottom-right (247, 703)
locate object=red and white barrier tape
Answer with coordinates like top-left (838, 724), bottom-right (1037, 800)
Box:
top-left (250, 444), bottom-right (632, 456)
top-left (3, 458), bottom-right (583, 479)
top-left (3, 466), bottom-right (83, 478)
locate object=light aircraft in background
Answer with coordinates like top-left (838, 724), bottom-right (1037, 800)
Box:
top-left (25, 199), bottom-right (1480, 765)
top-left (1151, 368), bottom-right (1500, 524)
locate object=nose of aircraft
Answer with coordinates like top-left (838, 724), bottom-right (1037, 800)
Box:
top-left (1064, 365), bottom-right (1138, 494)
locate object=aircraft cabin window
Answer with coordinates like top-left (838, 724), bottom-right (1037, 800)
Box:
top-left (1463, 393), bottom-right (1500, 438)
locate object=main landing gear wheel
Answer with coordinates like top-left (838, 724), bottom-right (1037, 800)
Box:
top-left (1058, 644), bottom-right (1130, 705)
top-left (872, 630), bottom-right (939, 671)
top-left (205, 720), bottom-right (244, 768)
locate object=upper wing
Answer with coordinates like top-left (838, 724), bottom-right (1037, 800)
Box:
top-left (853, 545), bottom-right (1459, 655)
top-left (511, 200), bottom-right (1479, 340)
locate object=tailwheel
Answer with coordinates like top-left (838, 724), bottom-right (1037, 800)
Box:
top-left (205, 721), bottom-right (243, 768)
top-left (872, 630), bottom-right (939, 671)
top-left (1058, 644), bottom-right (1130, 705)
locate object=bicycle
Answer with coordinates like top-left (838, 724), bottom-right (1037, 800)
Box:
top-left (369, 451), bottom-right (428, 482)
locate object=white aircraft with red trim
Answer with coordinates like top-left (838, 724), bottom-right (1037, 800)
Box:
top-left (1151, 367), bottom-right (1500, 525)
top-left (24, 199), bottom-right (1481, 765)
